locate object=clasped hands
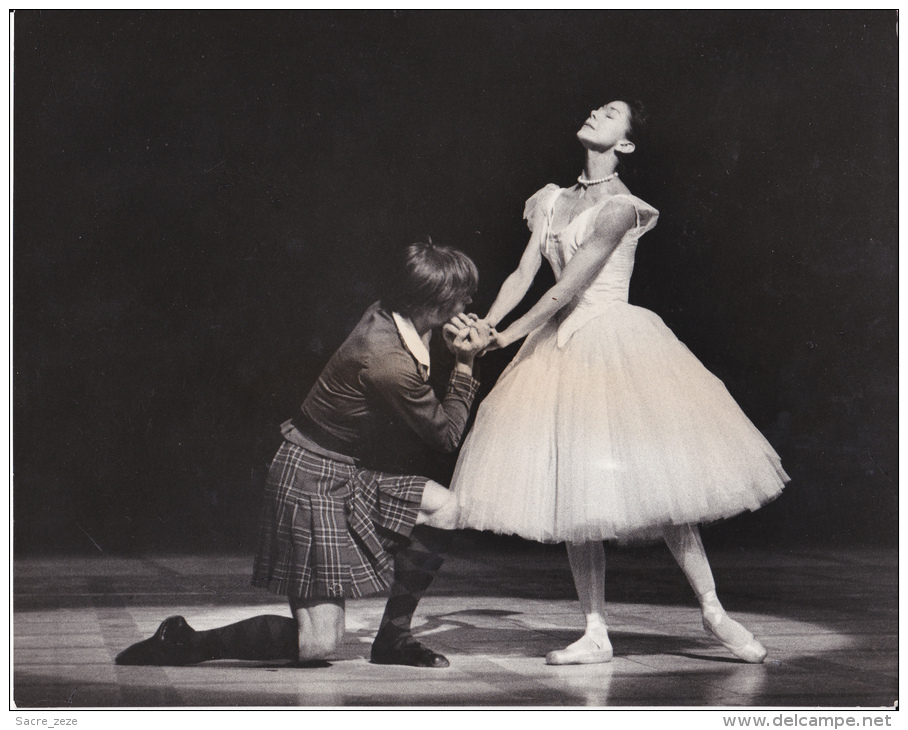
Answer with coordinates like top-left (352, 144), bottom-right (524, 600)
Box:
top-left (442, 313), bottom-right (500, 357)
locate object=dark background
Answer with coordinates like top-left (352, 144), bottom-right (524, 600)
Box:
top-left (13, 10), bottom-right (897, 554)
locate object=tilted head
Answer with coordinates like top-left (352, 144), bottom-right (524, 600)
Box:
top-left (577, 99), bottom-right (647, 158)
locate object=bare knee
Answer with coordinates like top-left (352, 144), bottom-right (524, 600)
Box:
top-left (291, 597), bottom-right (345, 661)
top-left (417, 482), bottom-right (461, 530)
top-left (299, 627), bottom-right (344, 660)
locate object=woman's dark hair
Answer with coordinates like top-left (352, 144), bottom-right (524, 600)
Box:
top-left (380, 239), bottom-right (479, 319)
top-left (619, 99), bottom-right (647, 151)
top-left (615, 98), bottom-right (647, 177)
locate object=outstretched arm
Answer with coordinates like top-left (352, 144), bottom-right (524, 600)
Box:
top-left (484, 227), bottom-right (544, 328)
top-left (495, 201), bottom-right (636, 348)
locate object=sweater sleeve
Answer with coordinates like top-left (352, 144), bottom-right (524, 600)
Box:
top-left (362, 351), bottom-right (480, 453)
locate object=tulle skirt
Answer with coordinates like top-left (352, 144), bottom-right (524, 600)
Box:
top-left (450, 303), bottom-right (788, 543)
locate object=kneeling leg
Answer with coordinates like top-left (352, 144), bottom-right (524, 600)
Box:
top-left (289, 596), bottom-right (345, 662)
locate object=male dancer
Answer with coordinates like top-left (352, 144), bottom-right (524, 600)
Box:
top-left (116, 241), bottom-right (492, 668)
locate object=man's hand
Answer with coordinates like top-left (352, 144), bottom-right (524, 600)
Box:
top-left (442, 313), bottom-right (476, 353)
top-left (462, 319), bottom-right (495, 354)
top-left (443, 315), bottom-right (496, 357)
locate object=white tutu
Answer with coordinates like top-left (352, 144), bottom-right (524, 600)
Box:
top-left (450, 186), bottom-right (788, 543)
top-left (451, 304), bottom-right (788, 543)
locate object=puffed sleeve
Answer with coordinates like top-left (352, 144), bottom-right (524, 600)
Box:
top-left (523, 183), bottom-right (561, 232)
top-left (581, 196), bottom-right (659, 243)
top-left (635, 202), bottom-right (659, 234)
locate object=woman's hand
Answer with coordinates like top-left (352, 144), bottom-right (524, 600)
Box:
top-left (470, 319), bottom-right (502, 355)
top-left (486, 328), bottom-right (512, 351)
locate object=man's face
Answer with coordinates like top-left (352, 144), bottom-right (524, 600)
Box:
top-left (430, 295), bottom-right (473, 330)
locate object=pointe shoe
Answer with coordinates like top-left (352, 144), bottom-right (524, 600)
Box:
top-left (545, 631), bottom-right (613, 665)
top-left (115, 615), bottom-right (202, 666)
top-left (702, 609), bottom-right (767, 664)
top-left (370, 637), bottom-right (450, 668)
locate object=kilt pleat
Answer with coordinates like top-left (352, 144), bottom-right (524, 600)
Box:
top-left (252, 441), bottom-right (426, 599)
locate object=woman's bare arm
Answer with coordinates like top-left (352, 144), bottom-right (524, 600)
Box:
top-left (484, 227), bottom-right (544, 328)
top-left (496, 201), bottom-right (636, 347)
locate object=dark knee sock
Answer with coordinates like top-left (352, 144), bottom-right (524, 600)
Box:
top-left (373, 528), bottom-right (451, 648)
top-left (194, 615), bottom-right (298, 661)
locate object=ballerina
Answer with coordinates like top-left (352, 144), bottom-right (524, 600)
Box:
top-left (450, 100), bottom-right (789, 664)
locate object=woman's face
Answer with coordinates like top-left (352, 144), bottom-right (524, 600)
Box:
top-left (577, 101), bottom-right (633, 153)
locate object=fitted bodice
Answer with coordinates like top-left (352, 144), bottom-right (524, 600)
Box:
top-left (529, 186), bottom-right (659, 346)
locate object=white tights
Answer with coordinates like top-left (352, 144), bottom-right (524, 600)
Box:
top-left (565, 523), bottom-right (723, 632)
top-left (560, 524), bottom-right (766, 662)
top-left (662, 523), bottom-right (718, 604)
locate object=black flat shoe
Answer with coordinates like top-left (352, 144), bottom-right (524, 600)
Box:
top-left (370, 639), bottom-right (450, 668)
top-left (115, 615), bottom-right (201, 666)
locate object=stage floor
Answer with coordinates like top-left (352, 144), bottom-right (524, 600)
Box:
top-left (12, 539), bottom-right (897, 708)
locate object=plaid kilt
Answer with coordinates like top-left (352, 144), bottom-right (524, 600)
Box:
top-left (251, 441), bottom-right (427, 600)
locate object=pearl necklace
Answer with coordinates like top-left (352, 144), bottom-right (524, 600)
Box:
top-left (577, 171), bottom-right (619, 187)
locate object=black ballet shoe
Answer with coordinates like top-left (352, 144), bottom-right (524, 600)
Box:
top-left (115, 615), bottom-right (203, 666)
top-left (370, 637), bottom-right (450, 668)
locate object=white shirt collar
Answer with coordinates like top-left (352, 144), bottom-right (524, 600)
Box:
top-left (392, 311), bottom-right (431, 377)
